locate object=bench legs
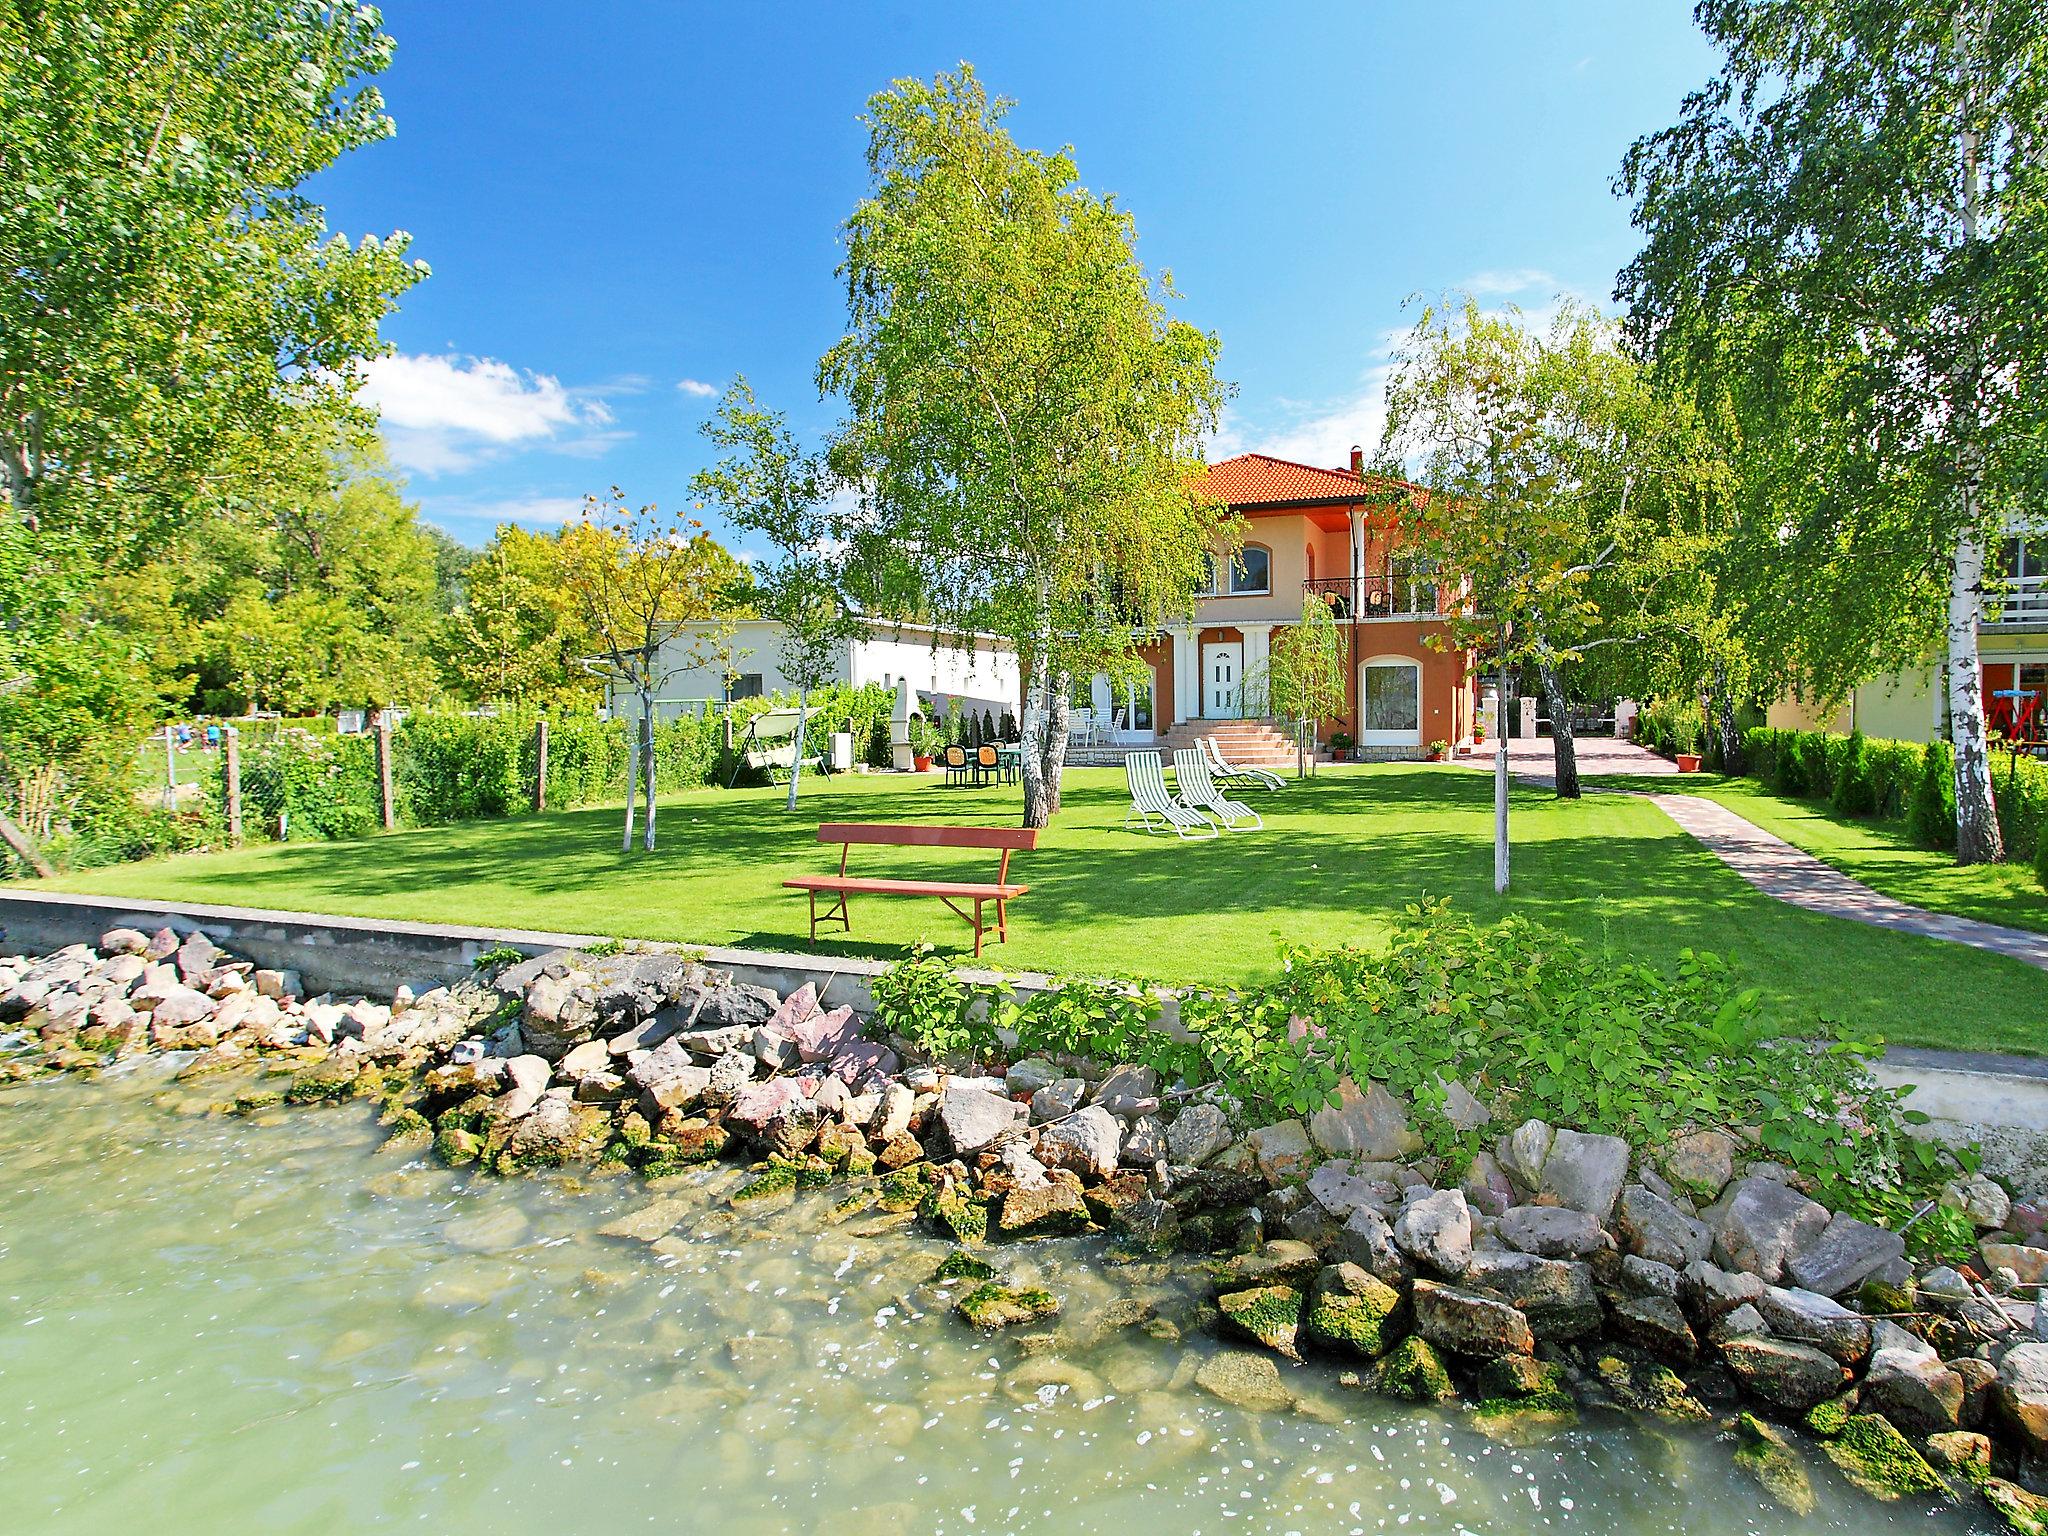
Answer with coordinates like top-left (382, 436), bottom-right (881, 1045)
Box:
top-left (808, 887), bottom-right (853, 945)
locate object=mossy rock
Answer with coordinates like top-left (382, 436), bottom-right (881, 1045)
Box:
top-left (1375, 1335), bottom-right (1455, 1404)
top-left (614, 1111), bottom-right (653, 1150)
top-left (955, 1281), bottom-right (1060, 1332)
top-left (1592, 1354), bottom-right (1709, 1424)
top-left (380, 1109), bottom-right (432, 1150)
top-left (592, 1140), bottom-right (635, 1175)
top-left (1924, 1431), bottom-right (1992, 1489)
top-left (1858, 1275), bottom-right (1916, 1316)
top-left (826, 1183), bottom-right (878, 1223)
top-left (1304, 1272), bottom-right (1404, 1359)
top-left (1218, 1285), bottom-right (1305, 1359)
top-left (435, 1126), bottom-right (481, 1166)
top-left (932, 1249), bottom-right (997, 1284)
top-left (923, 1186), bottom-right (990, 1246)
top-left (730, 1160), bottom-right (801, 1207)
top-left (1473, 1394), bottom-right (1579, 1443)
top-left (1821, 1413), bottom-right (1947, 1502)
top-left (435, 1096), bottom-right (493, 1136)
top-left (815, 1122), bottom-right (865, 1170)
top-left (995, 1176), bottom-right (1092, 1239)
top-left (876, 1165), bottom-right (928, 1213)
top-left (1803, 1391), bottom-right (1855, 1439)
top-left (1986, 1477), bottom-right (2048, 1536)
top-left (845, 1147), bottom-right (877, 1178)
top-left (230, 1089), bottom-right (284, 1115)
top-left (1734, 1412), bottom-right (1816, 1518)
top-left (284, 1058), bottom-right (362, 1104)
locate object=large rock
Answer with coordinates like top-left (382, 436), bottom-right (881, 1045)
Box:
top-left (1618, 1184), bottom-right (1713, 1270)
top-left (1498, 1118), bottom-right (1554, 1190)
top-left (1710, 1177), bottom-right (1829, 1283)
top-left (937, 1084), bottom-right (1027, 1157)
top-left (1194, 1350), bottom-right (1293, 1413)
top-left (520, 967), bottom-right (599, 1059)
top-left (1755, 1285), bottom-right (1869, 1367)
top-left (1661, 1130), bottom-right (1737, 1203)
top-left (1536, 1129), bottom-right (1631, 1222)
top-left (1498, 1204), bottom-right (1605, 1260)
top-left (791, 1005), bottom-right (858, 1063)
top-left (1166, 1103), bottom-right (1233, 1167)
top-left (1680, 1259), bottom-right (1763, 1324)
top-left (1784, 1211), bottom-right (1905, 1298)
top-left (1611, 1294), bottom-right (1698, 1367)
top-left (1246, 1119), bottom-right (1317, 1184)
top-left (1336, 1207), bottom-right (1414, 1287)
top-left (1303, 1263), bottom-right (1406, 1358)
top-left (1004, 1058), bottom-right (1063, 1097)
top-left (1719, 1336), bottom-right (1852, 1412)
top-left (1996, 1341), bottom-right (2048, 1462)
top-left (1031, 1078), bottom-right (1087, 1123)
top-left (1035, 1105), bottom-right (1123, 1181)
top-left (1090, 1063), bottom-right (1159, 1118)
top-left (1412, 1279), bottom-right (1534, 1359)
top-left (1307, 1160), bottom-right (1399, 1222)
top-left (1462, 1250), bottom-right (1601, 1340)
top-left (1982, 1242), bottom-right (2048, 1288)
top-left (1392, 1188), bottom-right (1473, 1277)
top-left (1862, 1345), bottom-right (1963, 1435)
top-left (1307, 1078), bottom-right (1420, 1160)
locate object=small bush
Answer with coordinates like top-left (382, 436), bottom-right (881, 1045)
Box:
top-left (1829, 731), bottom-right (1876, 817)
top-left (1907, 739), bottom-right (1957, 851)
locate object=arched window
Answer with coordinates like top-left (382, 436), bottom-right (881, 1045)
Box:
top-left (1227, 544), bottom-right (1271, 595)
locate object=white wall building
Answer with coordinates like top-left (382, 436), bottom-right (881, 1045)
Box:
top-left (640, 619), bottom-right (1020, 722)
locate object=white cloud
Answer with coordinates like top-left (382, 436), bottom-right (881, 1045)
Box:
top-left (1462, 267), bottom-right (1564, 298)
top-left (360, 353), bottom-right (620, 476)
top-left (416, 494), bottom-right (589, 544)
top-left (676, 377), bottom-right (719, 399)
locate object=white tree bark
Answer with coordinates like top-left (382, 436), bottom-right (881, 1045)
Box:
top-left (785, 686), bottom-right (808, 812)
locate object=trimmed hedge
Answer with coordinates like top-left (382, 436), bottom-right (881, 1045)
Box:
top-left (1739, 725), bottom-right (2048, 864)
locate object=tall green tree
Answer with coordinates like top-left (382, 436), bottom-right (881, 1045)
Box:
top-left (1382, 300), bottom-right (1722, 813)
top-left (693, 377), bottom-right (856, 811)
top-left (819, 65), bottom-right (1231, 828)
top-left (446, 523), bottom-right (610, 707)
top-left (1247, 595), bottom-right (1347, 777)
top-left (1618, 0), bottom-right (2048, 863)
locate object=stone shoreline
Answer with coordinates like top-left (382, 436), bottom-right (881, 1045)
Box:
top-left (4, 931), bottom-right (2048, 1531)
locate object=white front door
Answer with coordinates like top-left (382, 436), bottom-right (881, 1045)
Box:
top-left (1359, 658), bottom-right (1423, 746)
top-left (1202, 642), bottom-right (1243, 719)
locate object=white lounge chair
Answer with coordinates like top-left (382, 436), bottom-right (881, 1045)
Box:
top-left (1124, 749), bottom-right (1217, 840)
top-left (1173, 748), bottom-right (1262, 831)
top-left (1203, 734), bottom-right (1284, 792)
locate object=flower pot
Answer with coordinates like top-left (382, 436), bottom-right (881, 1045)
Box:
top-left (1675, 753), bottom-right (1702, 773)
top-left (913, 755), bottom-right (933, 772)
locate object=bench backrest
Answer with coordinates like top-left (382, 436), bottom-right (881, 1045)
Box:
top-left (815, 822), bottom-right (1038, 851)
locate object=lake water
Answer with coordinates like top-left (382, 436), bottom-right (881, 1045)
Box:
top-left (0, 1065), bottom-right (1976, 1536)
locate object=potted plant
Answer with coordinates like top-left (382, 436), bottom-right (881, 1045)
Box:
top-left (910, 717), bottom-right (939, 772)
top-left (1329, 730), bottom-right (1354, 761)
top-left (1428, 738), bottom-right (1450, 762)
top-left (1672, 711), bottom-right (1704, 773)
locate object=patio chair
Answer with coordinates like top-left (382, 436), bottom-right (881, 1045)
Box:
top-left (1203, 734), bottom-right (1285, 792)
top-left (1173, 748), bottom-right (1262, 831)
top-left (942, 745), bottom-right (971, 786)
top-left (974, 744), bottom-right (1000, 786)
top-left (1123, 749), bottom-right (1218, 840)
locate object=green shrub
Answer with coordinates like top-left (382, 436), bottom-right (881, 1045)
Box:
top-left (1004, 978), bottom-right (1204, 1084)
top-left (234, 732), bottom-right (381, 840)
top-left (398, 713), bottom-right (527, 823)
top-left (1907, 739), bottom-right (1957, 851)
top-left (868, 943), bottom-right (996, 1061)
top-left (1829, 731), bottom-right (1876, 817)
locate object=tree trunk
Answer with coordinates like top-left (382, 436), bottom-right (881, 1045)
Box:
top-left (621, 727), bottom-right (639, 854)
top-left (1493, 649), bottom-right (1510, 893)
top-left (1538, 660), bottom-right (1579, 799)
top-left (1948, 527), bottom-right (2003, 863)
top-left (1018, 637), bottom-right (1066, 830)
top-left (1710, 660), bottom-right (1743, 774)
top-left (640, 695), bottom-right (657, 852)
top-left (785, 686), bottom-right (808, 812)
top-left (0, 807), bottom-right (54, 878)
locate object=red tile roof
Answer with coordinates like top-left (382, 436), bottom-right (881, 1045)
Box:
top-left (1195, 452), bottom-right (1420, 509)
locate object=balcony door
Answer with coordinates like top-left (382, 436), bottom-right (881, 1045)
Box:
top-left (1359, 657), bottom-right (1422, 746)
top-left (1202, 642), bottom-right (1243, 719)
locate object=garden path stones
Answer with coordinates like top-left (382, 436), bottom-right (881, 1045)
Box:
top-left (1412, 1279), bottom-right (1534, 1359)
top-left (1535, 1128), bottom-right (1631, 1222)
top-left (1617, 1184), bottom-right (1712, 1269)
top-left (1035, 1105), bottom-right (1122, 1180)
top-left (1785, 1210), bottom-right (1907, 1297)
top-left (1710, 1176), bottom-right (1830, 1284)
top-left (937, 1083), bottom-right (1027, 1157)
top-left (1392, 1188), bottom-right (1473, 1277)
top-left (1498, 1205), bottom-right (1604, 1260)
top-left (1165, 1102), bottom-right (1231, 1167)
top-left (1755, 1285), bottom-right (1871, 1367)
top-left (1307, 1078), bottom-right (1421, 1160)
top-left (1246, 1119), bottom-right (1316, 1183)
top-left (1719, 1335), bottom-right (1853, 1412)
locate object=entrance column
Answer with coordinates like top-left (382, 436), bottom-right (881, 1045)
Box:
top-left (1242, 624), bottom-right (1273, 717)
top-left (1172, 627), bottom-right (1200, 724)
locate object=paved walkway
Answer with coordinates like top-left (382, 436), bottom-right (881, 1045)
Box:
top-left (1460, 736), bottom-right (2048, 973)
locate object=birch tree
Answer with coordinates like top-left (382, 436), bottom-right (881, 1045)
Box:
top-left (1619, 0), bottom-right (2048, 864)
top-left (819, 65), bottom-right (1230, 828)
top-left (564, 493), bottom-right (740, 852)
top-left (693, 378), bottom-right (856, 810)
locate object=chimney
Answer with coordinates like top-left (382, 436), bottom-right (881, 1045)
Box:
top-left (1349, 444), bottom-right (1364, 476)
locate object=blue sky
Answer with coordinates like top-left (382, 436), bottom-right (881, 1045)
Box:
top-left (313, 2), bottom-right (1720, 552)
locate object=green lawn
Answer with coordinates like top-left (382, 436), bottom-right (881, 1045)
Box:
top-left (21, 763), bottom-right (2048, 1054)
top-left (1599, 772), bottom-right (2048, 939)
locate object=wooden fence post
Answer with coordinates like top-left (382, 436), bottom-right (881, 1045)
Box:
top-left (224, 728), bottom-right (243, 844)
top-left (376, 712), bottom-right (396, 831)
top-left (533, 717), bottom-right (549, 813)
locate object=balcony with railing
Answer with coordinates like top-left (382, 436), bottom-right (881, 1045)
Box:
top-left (1985, 575), bottom-right (2048, 630)
top-left (1304, 574), bottom-right (1441, 621)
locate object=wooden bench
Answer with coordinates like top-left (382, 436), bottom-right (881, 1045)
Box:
top-left (785, 822), bottom-right (1037, 957)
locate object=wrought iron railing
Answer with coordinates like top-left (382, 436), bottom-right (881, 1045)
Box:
top-left (1303, 574), bottom-right (1440, 620)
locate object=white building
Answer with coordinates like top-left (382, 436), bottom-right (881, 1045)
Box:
top-left (642, 618), bottom-right (1020, 722)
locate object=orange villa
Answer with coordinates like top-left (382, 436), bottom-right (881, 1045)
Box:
top-left (1069, 450), bottom-right (1477, 764)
